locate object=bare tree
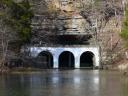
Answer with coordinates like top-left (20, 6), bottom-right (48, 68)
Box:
top-left (0, 6), bottom-right (19, 71)
top-left (0, 19), bottom-right (15, 70)
top-left (77, 0), bottom-right (126, 66)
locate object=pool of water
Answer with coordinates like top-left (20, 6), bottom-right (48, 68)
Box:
top-left (0, 69), bottom-right (127, 96)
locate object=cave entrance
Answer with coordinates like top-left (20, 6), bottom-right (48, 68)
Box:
top-left (59, 51), bottom-right (74, 69)
top-left (80, 51), bottom-right (94, 68)
top-left (36, 51), bottom-right (53, 69)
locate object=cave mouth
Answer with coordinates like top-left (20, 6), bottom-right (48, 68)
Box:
top-left (59, 51), bottom-right (75, 69)
top-left (80, 51), bottom-right (94, 68)
top-left (36, 51), bottom-right (53, 69)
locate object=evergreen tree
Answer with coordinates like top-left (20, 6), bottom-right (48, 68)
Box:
top-left (121, 5), bottom-right (128, 47)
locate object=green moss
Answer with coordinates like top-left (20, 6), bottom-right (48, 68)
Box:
top-left (0, 0), bottom-right (13, 6)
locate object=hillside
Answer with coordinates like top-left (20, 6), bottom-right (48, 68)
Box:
top-left (0, 0), bottom-right (128, 70)
top-left (30, 0), bottom-right (127, 68)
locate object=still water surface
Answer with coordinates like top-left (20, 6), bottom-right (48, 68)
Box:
top-left (0, 69), bottom-right (128, 96)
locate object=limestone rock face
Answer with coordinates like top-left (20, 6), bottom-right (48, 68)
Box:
top-left (30, 0), bottom-right (94, 45)
top-left (30, 0), bottom-right (126, 65)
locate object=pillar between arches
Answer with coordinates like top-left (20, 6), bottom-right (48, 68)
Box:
top-left (53, 54), bottom-right (59, 68)
top-left (74, 53), bottom-right (80, 68)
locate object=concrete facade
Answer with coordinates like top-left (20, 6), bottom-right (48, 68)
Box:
top-left (29, 46), bottom-right (100, 68)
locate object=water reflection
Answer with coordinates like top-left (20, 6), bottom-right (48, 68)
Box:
top-left (121, 77), bottom-right (128, 96)
top-left (0, 70), bottom-right (127, 96)
top-left (74, 76), bottom-right (81, 84)
top-left (52, 77), bottom-right (59, 84)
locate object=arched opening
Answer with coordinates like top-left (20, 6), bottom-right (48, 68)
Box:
top-left (59, 51), bottom-right (74, 69)
top-left (80, 51), bottom-right (94, 68)
top-left (36, 51), bottom-right (53, 69)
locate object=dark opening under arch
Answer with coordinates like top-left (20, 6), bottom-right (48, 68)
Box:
top-left (36, 51), bottom-right (53, 69)
top-left (80, 51), bottom-right (94, 68)
top-left (59, 51), bottom-right (74, 69)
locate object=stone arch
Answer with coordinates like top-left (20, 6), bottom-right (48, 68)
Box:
top-left (59, 51), bottom-right (75, 69)
top-left (80, 51), bottom-right (95, 68)
top-left (36, 51), bottom-right (53, 69)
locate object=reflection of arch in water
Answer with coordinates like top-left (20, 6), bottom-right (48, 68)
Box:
top-left (36, 51), bottom-right (53, 69)
top-left (59, 51), bottom-right (75, 69)
top-left (80, 51), bottom-right (94, 68)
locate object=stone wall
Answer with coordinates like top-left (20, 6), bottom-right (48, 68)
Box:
top-left (29, 46), bottom-right (100, 68)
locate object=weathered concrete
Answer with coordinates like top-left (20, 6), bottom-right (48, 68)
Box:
top-left (29, 45), bottom-right (100, 68)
